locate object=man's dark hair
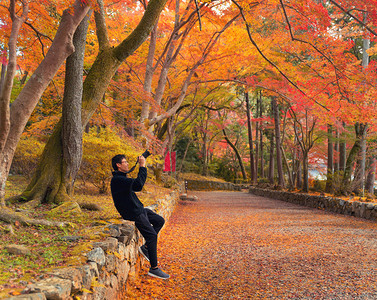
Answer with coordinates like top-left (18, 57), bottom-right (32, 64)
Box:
top-left (112, 154), bottom-right (126, 171)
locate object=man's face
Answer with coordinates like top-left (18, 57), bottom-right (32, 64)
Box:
top-left (117, 158), bottom-right (129, 173)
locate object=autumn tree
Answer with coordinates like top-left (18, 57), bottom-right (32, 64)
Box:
top-left (0, 0), bottom-right (91, 207)
top-left (0, 0), bottom-right (168, 208)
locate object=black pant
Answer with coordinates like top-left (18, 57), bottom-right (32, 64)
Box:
top-left (134, 208), bottom-right (165, 268)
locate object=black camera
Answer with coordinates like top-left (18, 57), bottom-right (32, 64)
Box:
top-left (142, 150), bottom-right (151, 159)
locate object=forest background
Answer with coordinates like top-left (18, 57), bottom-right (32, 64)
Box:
top-left (1, 0), bottom-right (377, 210)
top-left (1, 0), bottom-right (377, 296)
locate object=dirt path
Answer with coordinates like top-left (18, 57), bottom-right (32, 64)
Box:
top-left (126, 191), bottom-right (377, 299)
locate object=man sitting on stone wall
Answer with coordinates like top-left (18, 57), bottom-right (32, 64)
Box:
top-left (110, 154), bottom-right (170, 280)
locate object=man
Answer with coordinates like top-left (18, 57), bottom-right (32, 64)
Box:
top-left (110, 154), bottom-right (170, 279)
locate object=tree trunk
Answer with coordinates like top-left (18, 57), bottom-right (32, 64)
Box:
top-left (140, 22), bottom-right (158, 123)
top-left (16, 0), bottom-right (168, 205)
top-left (296, 160), bottom-right (302, 189)
top-left (255, 94), bottom-right (260, 177)
top-left (353, 123), bottom-right (368, 194)
top-left (365, 157), bottom-right (376, 195)
top-left (201, 133), bottom-right (208, 176)
top-left (339, 123), bottom-right (347, 172)
top-left (272, 97), bottom-right (285, 188)
top-left (223, 129), bottom-right (247, 180)
top-left (0, 54), bottom-right (7, 95)
top-left (0, 1), bottom-right (89, 207)
top-left (259, 94), bottom-right (264, 178)
top-left (21, 12), bottom-right (92, 205)
top-left (0, 2), bottom-right (28, 154)
top-left (268, 131), bottom-right (275, 184)
top-left (245, 92), bottom-right (256, 183)
top-left (281, 146), bottom-right (294, 188)
top-left (325, 124), bottom-right (333, 193)
top-left (179, 138), bottom-right (192, 173)
top-left (334, 129), bottom-right (339, 172)
top-left (341, 123), bottom-right (367, 194)
top-left (302, 152), bottom-right (309, 193)
top-left (61, 12), bottom-right (91, 200)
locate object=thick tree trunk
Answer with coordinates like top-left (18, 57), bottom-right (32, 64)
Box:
top-left (353, 123), bottom-right (368, 194)
top-left (140, 22), bottom-right (158, 123)
top-left (17, 0), bottom-right (168, 205)
top-left (272, 97), bottom-right (285, 188)
top-left (245, 92), bottom-right (256, 183)
top-left (341, 123), bottom-right (367, 194)
top-left (61, 12), bottom-right (91, 199)
top-left (325, 124), bottom-right (333, 193)
top-left (20, 13), bottom-right (91, 205)
top-left (0, 1), bottom-right (89, 207)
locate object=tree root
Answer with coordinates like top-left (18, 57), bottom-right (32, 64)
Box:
top-left (0, 207), bottom-right (67, 227)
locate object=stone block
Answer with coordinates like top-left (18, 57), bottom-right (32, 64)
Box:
top-left (5, 244), bottom-right (31, 256)
top-left (48, 267), bottom-right (82, 293)
top-left (92, 237), bottom-right (118, 252)
top-left (104, 286), bottom-right (117, 300)
top-left (110, 274), bottom-right (118, 289)
top-left (105, 254), bottom-right (116, 273)
top-left (105, 237), bottom-right (118, 251)
top-left (79, 262), bottom-right (99, 290)
top-left (91, 286), bottom-right (105, 300)
top-left (86, 247), bottom-right (105, 267)
top-left (7, 293), bottom-right (46, 300)
top-left (26, 277), bottom-right (71, 300)
top-left (117, 260), bottom-right (130, 283)
top-left (103, 225), bottom-right (121, 237)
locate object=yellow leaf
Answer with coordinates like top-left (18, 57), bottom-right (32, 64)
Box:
top-left (81, 288), bottom-right (92, 294)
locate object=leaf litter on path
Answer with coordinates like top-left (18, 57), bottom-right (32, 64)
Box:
top-left (126, 191), bottom-right (377, 299)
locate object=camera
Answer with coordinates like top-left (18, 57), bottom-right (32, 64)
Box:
top-left (142, 150), bottom-right (151, 159)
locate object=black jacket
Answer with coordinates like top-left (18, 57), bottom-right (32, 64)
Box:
top-left (110, 167), bottom-right (147, 221)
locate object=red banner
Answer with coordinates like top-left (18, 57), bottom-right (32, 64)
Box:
top-left (171, 151), bottom-right (176, 172)
top-left (163, 151), bottom-right (176, 172)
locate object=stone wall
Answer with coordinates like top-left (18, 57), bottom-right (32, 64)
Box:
top-left (7, 190), bottom-right (179, 300)
top-left (249, 187), bottom-right (377, 221)
top-left (185, 179), bottom-right (241, 191)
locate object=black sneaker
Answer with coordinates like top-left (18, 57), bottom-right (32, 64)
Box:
top-left (148, 267), bottom-right (170, 279)
top-left (139, 245), bottom-right (149, 262)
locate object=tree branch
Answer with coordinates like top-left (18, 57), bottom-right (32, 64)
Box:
top-left (232, 0), bottom-right (330, 112)
top-left (95, 0), bottom-right (110, 51)
top-left (328, 0), bottom-right (377, 37)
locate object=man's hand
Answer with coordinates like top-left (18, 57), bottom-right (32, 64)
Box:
top-left (139, 156), bottom-right (146, 167)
